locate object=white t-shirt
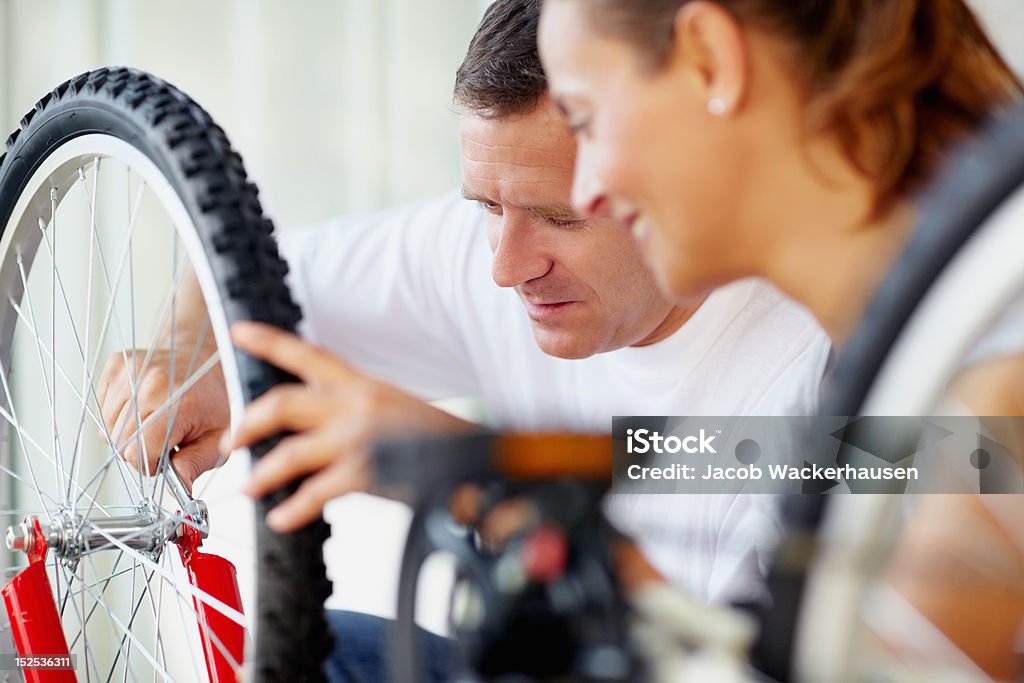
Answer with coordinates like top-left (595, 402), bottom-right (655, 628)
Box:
top-left (278, 191), bottom-right (831, 603)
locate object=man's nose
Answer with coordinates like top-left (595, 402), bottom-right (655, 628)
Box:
top-left (571, 156), bottom-right (612, 219)
top-left (491, 215), bottom-right (551, 288)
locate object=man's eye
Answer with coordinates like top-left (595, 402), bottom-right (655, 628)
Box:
top-left (477, 200), bottom-right (501, 214)
top-left (548, 217), bottom-right (586, 228)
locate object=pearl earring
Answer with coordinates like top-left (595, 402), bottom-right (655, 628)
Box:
top-left (708, 97), bottom-right (727, 117)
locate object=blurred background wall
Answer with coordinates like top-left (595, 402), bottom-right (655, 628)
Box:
top-left (0, 0), bottom-right (492, 229)
top-left (0, 0), bottom-right (1021, 229)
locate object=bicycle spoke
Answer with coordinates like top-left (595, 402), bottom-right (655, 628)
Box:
top-left (126, 166), bottom-right (147, 502)
top-left (0, 342), bottom-right (58, 517)
top-left (47, 192), bottom-right (66, 505)
top-left (128, 564), bottom-right (174, 683)
top-left (0, 506), bottom-right (62, 517)
top-left (153, 315), bottom-right (212, 504)
top-left (68, 160), bottom-right (101, 507)
top-left (73, 554), bottom-right (148, 683)
top-left (15, 252), bottom-right (62, 511)
top-left (67, 550), bottom-right (131, 649)
top-left (158, 232), bottom-right (181, 511)
top-left (65, 565), bottom-right (136, 602)
top-left (9, 298), bottom-right (131, 458)
top-left (103, 254), bottom-right (188, 463)
top-left (107, 558), bottom-right (146, 683)
top-left (61, 560), bottom-right (104, 683)
top-left (4, 303), bottom-right (145, 505)
top-left (0, 433), bottom-right (61, 509)
top-left (169, 554), bottom-right (206, 683)
top-left (146, 558), bottom-right (170, 683)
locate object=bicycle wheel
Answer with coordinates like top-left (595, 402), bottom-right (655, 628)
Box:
top-left (0, 67), bottom-right (331, 681)
top-left (771, 106), bottom-right (1024, 683)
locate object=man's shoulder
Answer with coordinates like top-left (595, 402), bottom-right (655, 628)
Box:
top-left (284, 189), bottom-right (483, 242)
top-left (709, 278), bottom-right (823, 340)
top-left (691, 278), bottom-right (831, 413)
top-left (378, 189), bottom-right (483, 231)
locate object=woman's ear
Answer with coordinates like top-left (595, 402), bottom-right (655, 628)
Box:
top-left (671, 1), bottom-right (749, 116)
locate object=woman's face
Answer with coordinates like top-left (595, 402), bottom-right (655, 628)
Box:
top-left (539, 0), bottom-right (763, 300)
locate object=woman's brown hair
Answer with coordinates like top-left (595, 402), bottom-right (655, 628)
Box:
top-left (580, 0), bottom-right (1023, 209)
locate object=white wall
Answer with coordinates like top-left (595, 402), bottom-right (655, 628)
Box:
top-left (0, 0), bottom-right (492, 228)
top-left (0, 0), bottom-right (1020, 226)
top-left (971, 0), bottom-right (1024, 77)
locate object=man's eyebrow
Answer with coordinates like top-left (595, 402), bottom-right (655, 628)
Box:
top-left (460, 187), bottom-right (489, 203)
top-left (461, 188), bottom-right (582, 222)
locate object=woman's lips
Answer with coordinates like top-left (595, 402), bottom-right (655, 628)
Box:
top-left (624, 213), bottom-right (652, 249)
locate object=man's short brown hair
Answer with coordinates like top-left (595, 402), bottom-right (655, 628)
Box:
top-left (454, 0), bottom-right (546, 118)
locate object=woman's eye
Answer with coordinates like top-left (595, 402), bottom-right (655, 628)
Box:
top-left (568, 119), bottom-right (590, 135)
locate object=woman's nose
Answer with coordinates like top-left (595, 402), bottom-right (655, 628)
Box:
top-left (571, 156), bottom-right (612, 219)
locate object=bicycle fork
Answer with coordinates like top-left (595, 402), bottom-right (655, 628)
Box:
top-left (2, 460), bottom-right (245, 682)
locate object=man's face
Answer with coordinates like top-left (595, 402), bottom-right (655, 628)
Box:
top-left (459, 96), bottom-right (679, 359)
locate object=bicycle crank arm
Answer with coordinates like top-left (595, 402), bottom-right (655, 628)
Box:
top-left (1, 518), bottom-right (74, 683)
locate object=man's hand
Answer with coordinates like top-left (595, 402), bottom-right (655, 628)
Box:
top-left (97, 343), bottom-right (230, 491)
top-left (224, 321), bottom-right (473, 532)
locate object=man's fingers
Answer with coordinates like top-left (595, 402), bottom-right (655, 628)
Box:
top-left (221, 385), bottom-right (328, 454)
top-left (262, 457), bottom-right (369, 532)
top-left (100, 370), bottom-right (131, 438)
top-left (96, 355), bottom-right (120, 415)
top-left (171, 432), bottom-right (227, 491)
top-left (231, 321), bottom-right (355, 385)
top-left (243, 427), bottom-right (354, 499)
top-left (108, 403), bottom-right (137, 455)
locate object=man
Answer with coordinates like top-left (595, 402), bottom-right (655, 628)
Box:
top-left (98, 0), bottom-right (830, 679)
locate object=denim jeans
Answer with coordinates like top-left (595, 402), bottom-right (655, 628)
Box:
top-left (325, 610), bottom-right (451, 683)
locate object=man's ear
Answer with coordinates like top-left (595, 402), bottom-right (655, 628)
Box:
top-left (670, 1), bottom-right (749, 116)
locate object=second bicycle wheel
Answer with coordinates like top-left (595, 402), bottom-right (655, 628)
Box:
top-left (0, 67), bottom-right (331, 682)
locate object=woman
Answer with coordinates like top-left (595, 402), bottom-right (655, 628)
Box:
top-left (537, 0), bottom-right (1024, 678)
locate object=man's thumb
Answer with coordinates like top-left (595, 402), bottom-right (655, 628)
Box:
top-left (171, 433), bottom-right (225, 491)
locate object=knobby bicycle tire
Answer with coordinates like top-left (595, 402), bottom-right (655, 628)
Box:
top-left (0, 66), bottom-right (332, 682)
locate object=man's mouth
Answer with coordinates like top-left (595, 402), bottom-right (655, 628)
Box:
top-left (522, 299), bottom-right (577, 321)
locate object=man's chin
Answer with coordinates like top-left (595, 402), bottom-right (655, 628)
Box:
top-left (530, 325), bottom-right (599, 360)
